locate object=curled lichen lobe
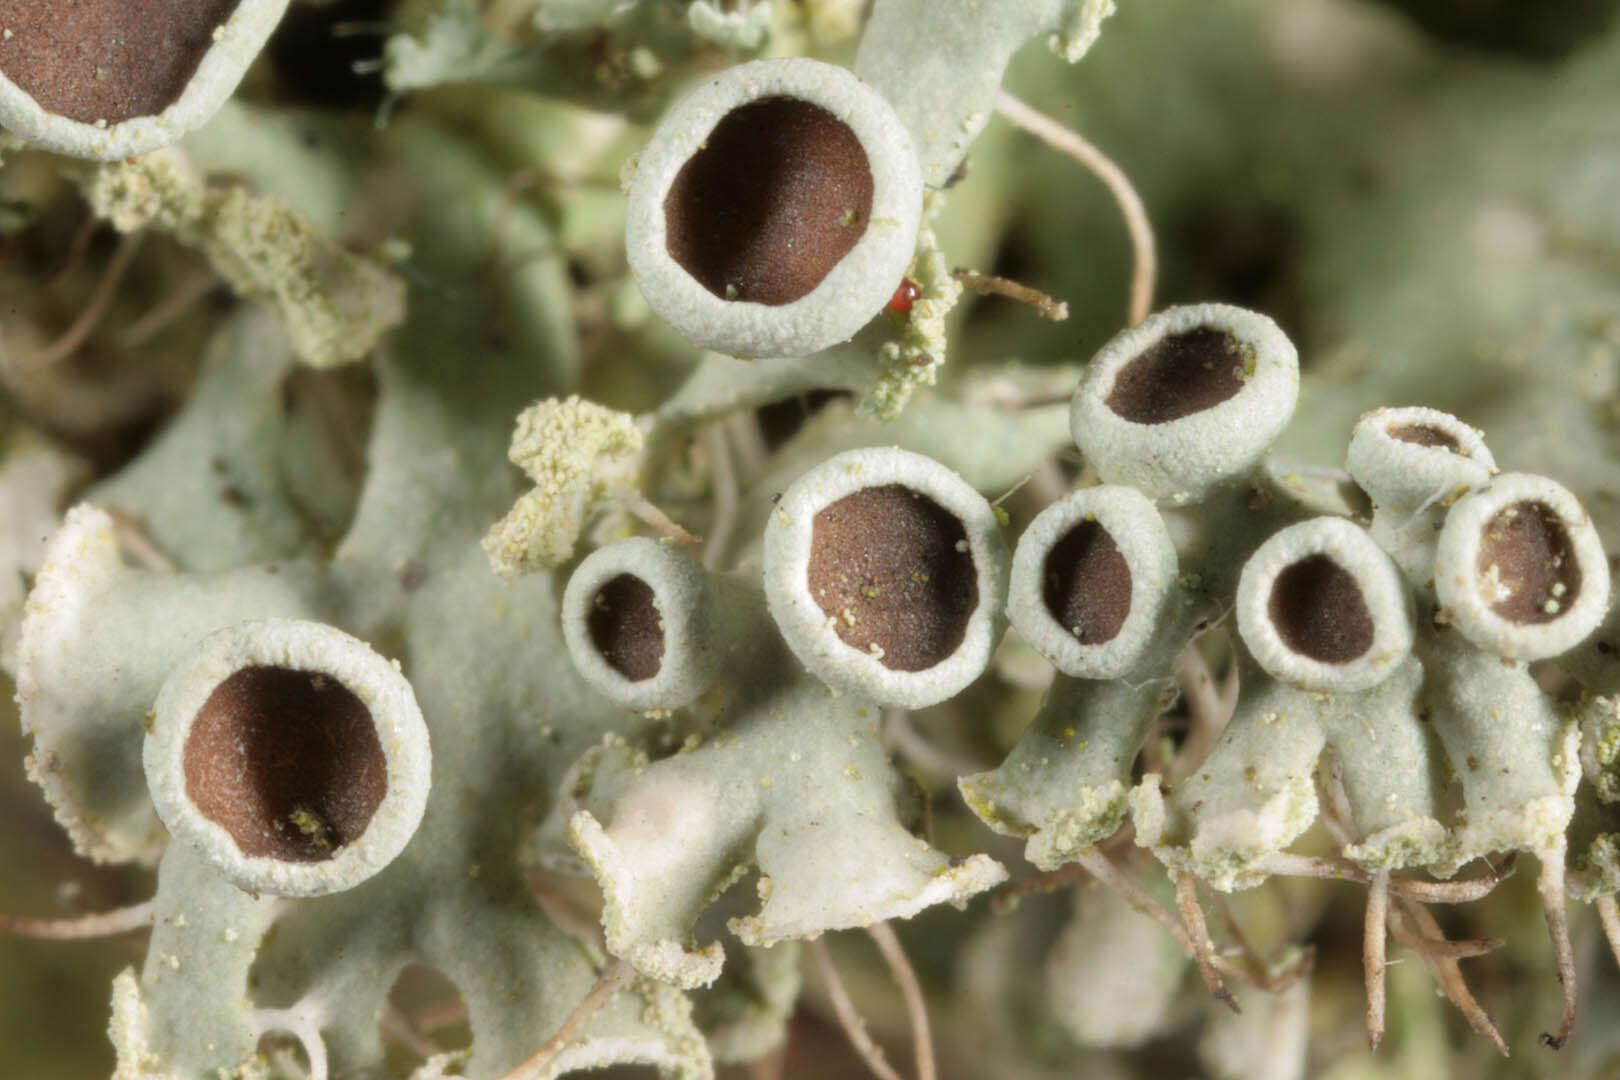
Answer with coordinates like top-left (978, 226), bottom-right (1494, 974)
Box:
top-left (807, 484), bottom-right (977, 672)
top-left (1042, 519), bottom-right (1131, 645)
top-left (664, 96), bottom-right (874, 306)
top-left (587, 573), bottom-right (666, 682)
top-left (1267, 554), bottom-right (1375, 663)
top-left (1477, 500), bottom-right (1580, 624)
top-left (183, 666), bottom-right (387, 863)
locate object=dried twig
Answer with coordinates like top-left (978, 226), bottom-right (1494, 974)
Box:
top-left (1258, 852), bottom-right (1516, 903)
top-left (951, 269), bottom-right (1068, 321)
top-left (989, 863), bottom-right (1087, 915)
top-left (1597, 894), bottom-right (1620, 972)
top-left (867, 922), bottom-right (935, 1080)
top-left (0, 898), bottom-right (156, 940)
top-left (1364, 869), bottom-right (1389, 1051)
top-left (1391, 898), bottom-right (1507, 1055)
top-left (494, 958), bottom-right (634, 1080)
top-left (620, 492), bottom-right (701, 547)
top-left (994, 92), bottom-right (1157, 327)
top-left (12, 233), bottom-right (144, 374)
top-left (1173, 870), bottom-right (1240, 1012)
top-left (1535, 842), bottom-right (1577, 1050)
top-left (808, 937), bottom-right (905, 1080)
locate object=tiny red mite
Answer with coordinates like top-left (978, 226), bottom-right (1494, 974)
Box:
top-left (886, 278), bottom-right (921, 315)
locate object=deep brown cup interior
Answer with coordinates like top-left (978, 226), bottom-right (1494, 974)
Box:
top-left (1105, 327), bottom-right (1251, 424)
top-left (1042, 520), bottom-right (1132, 646)
top-left (807, 485), bottom-right (977, 672)
top-left (184, 665), bottom-right (387, 863)
top-left (1267, 555), bottom-right (1375, 663)
top-left (0, 0), bottom-right (242, 125)
top-left (664, 96), bottom-right (874, 307)
top-left (1476, 500), bottom-right (1580, 625)
top-left (587, 573), bottom-right (666, 682)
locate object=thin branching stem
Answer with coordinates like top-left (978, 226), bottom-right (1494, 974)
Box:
top-left (1172, 870), bottom-right (1239, 1012)
top-left (0, 898), bottom-right (156, 940)
top-left (495, 957), bottom-right (634, 1080)
top-left (1259, 852), bottom-right (1516, 903)
top-left (1392, 898), bottom-right (1507, 1055)
top-left (867, 922), bottom-right (936, 1080)
top-left (989, 864), bottom-right (1087, 915)
top-left (808, 937), bottom-right (905, 1080)
top-left (994, 92), bottom-right (1157, 327)
top-left (15, 233), bottom-right (144, 373)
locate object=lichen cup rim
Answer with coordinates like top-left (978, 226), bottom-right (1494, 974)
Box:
top-left (624, 56), bottom-right (923, 359)
top-left (1007, 484), bottom-right (1178, 680)
top-left (561, 536), bottom-right (721, 712)
top-left (1236, 515), bottom-right (1414, 693)
top-left (0, 0), bottom-right (292, 161)
top-left (762, 446), bottom-right (1009, 708)
top-left (143, 617), bottom-right (431, 897)
top-left (1434, 471), bottom-right (1610, 660)
top-left (1069, 302), bottom-right (1299, 504)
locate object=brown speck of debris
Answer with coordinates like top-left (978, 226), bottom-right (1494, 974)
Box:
top-left (0, 1), bottom-right (242, 126)
top-left (182, 666), bottom-right (386, 863)
top-left (1042, 520), bottom-right (1132, 645)
top-left (1388, 423), bottom-right (1461, 452)
top-left (1268, 554), bottom-right (1375, 663)
top-left (664, 96), bottom-right (874, 306)
top-left (587, 574), bottom-right (665, 682)
top-left (807, 484), bottom-right (977, 672)
top-left (1477, 500), bottom-right (1580, 625)
top-left (1105, 327), bottom-right (1251, 424)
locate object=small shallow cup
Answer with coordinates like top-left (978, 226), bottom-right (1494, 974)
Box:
top-left (763, 447), bottom-right (1009, 708)
top-left (144, 618), bottom-right (430, 897)
top-left (1069, 303), bottom-right (1299, 504)
top-left (1434, 472), bottom-right (1609, 660)
top-left (562, 537), bottom-right (727, 712)
top-left (1346, 405), bottom-right (1496, 511)
top-left (0, 0), bottom-right (291, 160)
top-left (1236, 517), bottom-right (1414, 693)
top-left (1007, 485), bottom-right (1178, 679)
top-left (625, 57), bottom-right (923, 359)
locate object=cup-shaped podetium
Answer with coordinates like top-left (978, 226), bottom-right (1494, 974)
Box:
top-left (625, 57), bottom-right (923, 359)
top-left (0, 0), bottom-right (291, 159)
top-left (764, 447), bottom-right (1009, 708)
top-left (1236, 517), bottom-right (1414, 693)
top-left (1070, 303), bottom-right (1299, 504)
top-left (1006, 485), bottom-right (1179, 680)
top-left (562, 536), bottom-right (742, 712)
top-left (1434, 472), bottom-right (1610, 660)
top-left (144, 619), bottom-right (430, 897)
